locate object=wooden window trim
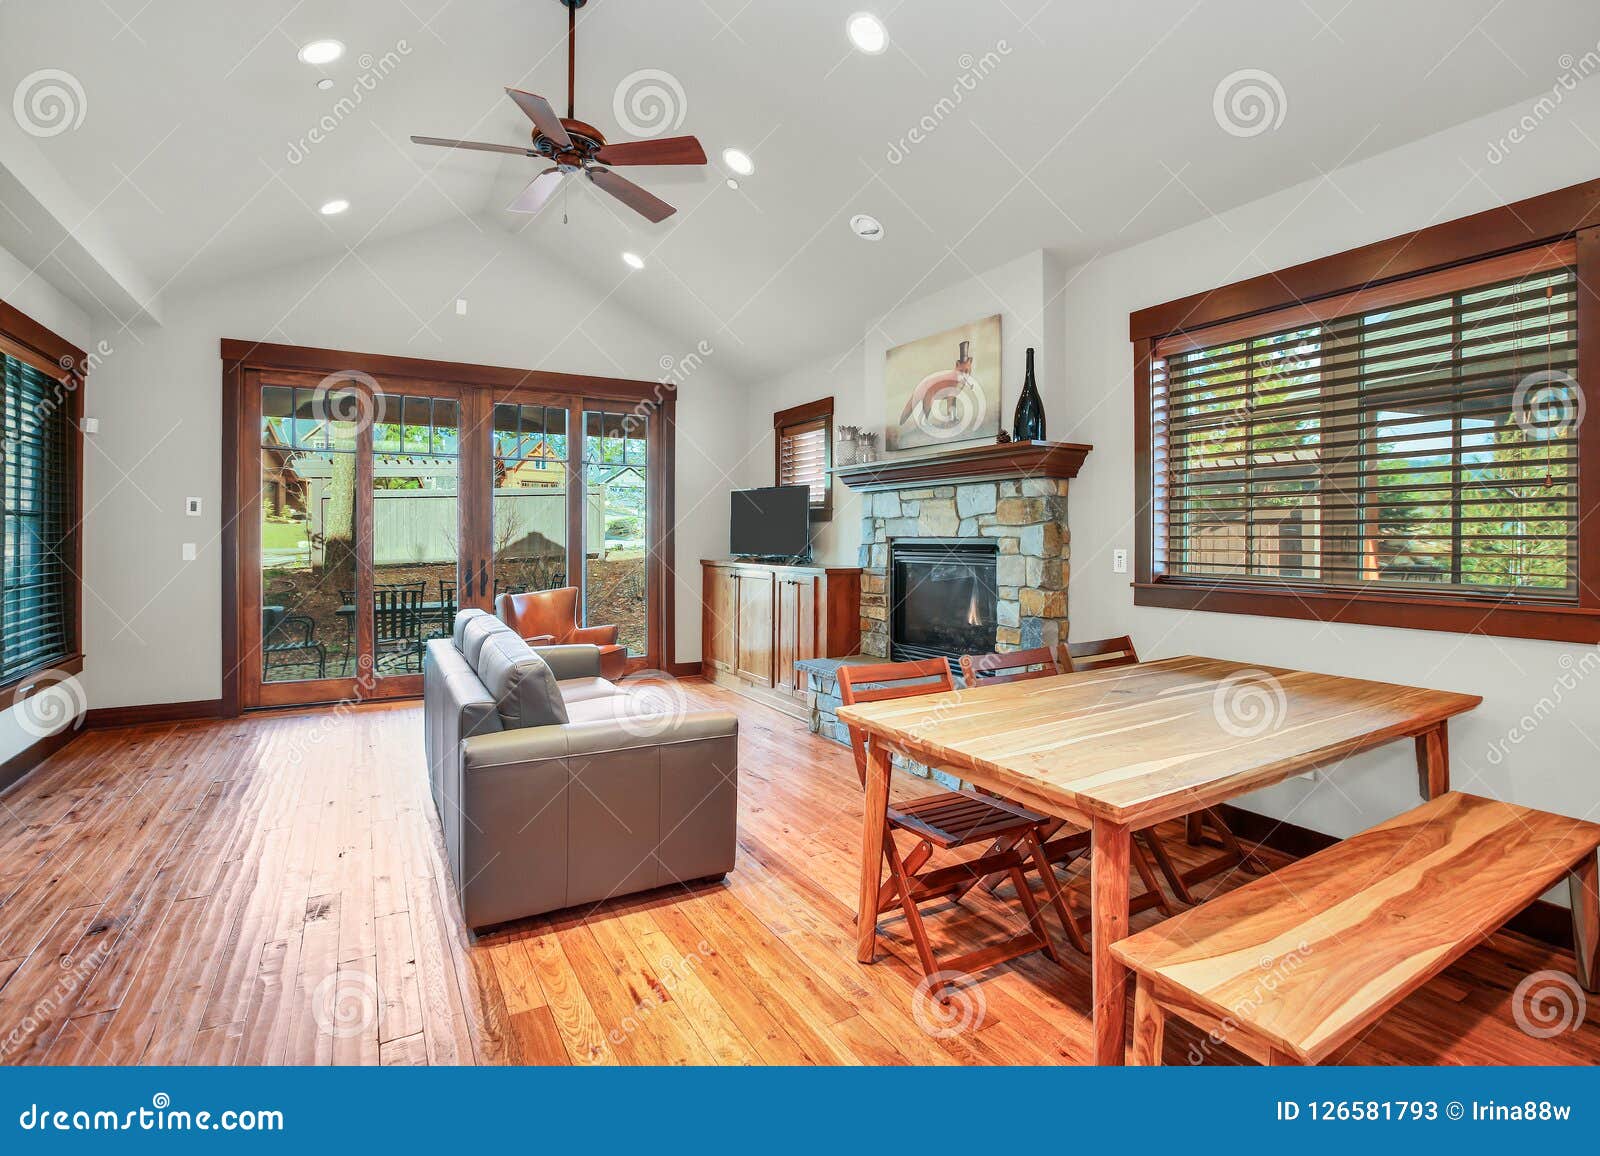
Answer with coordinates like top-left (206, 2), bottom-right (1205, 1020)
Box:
top-left (1130, 176), bottom-right (1600, 644)
top-left (775, 396), bottom-right (834, 521)
top-left (0, 299), bottom-right (86, 708)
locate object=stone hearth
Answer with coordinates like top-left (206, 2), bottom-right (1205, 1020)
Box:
top-left (858, 477), bottom-right (1071, 658)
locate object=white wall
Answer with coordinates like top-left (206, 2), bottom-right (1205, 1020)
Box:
top-left (741, 249), bottom-right (1060, 563)
top-left (82, 217), bottom-right (742, 709)
top-left (1059, 83), bottom-right (1600, 841)
top-left (0, 242), bottom-right (92, 762)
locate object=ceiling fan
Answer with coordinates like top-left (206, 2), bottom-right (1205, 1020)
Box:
top-left (410, 0), bottom-right (706, 223)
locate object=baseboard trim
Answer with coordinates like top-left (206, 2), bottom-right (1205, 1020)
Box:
top-left (667, 661), bottom-right (703, 679)
top-left (0, 726), bottom-right (80, 795)
top-left (1218, 802), bottom-right (1573, 951)
top-left (84, 698), bottom-right (226, 729)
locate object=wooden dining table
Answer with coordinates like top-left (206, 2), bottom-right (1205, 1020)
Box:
top-left (834, 654), bottom-right (1482, 1065)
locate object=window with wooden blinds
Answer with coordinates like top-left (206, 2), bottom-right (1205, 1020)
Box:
top-left (1, 349), bottom-right (77, 682)
top-left (1152, 243), bottom-right (1581, 603)
top-left (774, 397), bottom-right (833, 520)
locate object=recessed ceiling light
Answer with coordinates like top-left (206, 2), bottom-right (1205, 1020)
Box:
top-left (725, 177), bottom-right (740, 190)
top-left (622, 251), bottom-right (645, 270)
top-left (846, 12), bottom-right (888, 55)
top-left (849, 213), bottom-right (884, 240)
top-left (297, 39), bottom-right (345, 65)
top-left (721, 147), bottom-right (754, 176)
top-left (315, 77), bottom-right (334, 91)
top-left (320, 198), bottom-right (350, 215)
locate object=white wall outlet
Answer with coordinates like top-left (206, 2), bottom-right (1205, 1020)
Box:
top-left (1112, 548), bottom-right (1129, 574)
top-left (80, 417), bottom-right (99, 434)
top-left (455, 298), bottom-right (468, 315)
top-left (181, 542), bottom-right (197, 561)
top-left (185, 497), bottom-right (202, 516)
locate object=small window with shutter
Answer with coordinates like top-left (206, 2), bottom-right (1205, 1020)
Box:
top-left (774, 397), bottom-right (833, 521)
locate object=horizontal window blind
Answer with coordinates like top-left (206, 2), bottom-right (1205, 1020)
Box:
top-left (1151, 243), bottom-right (1580, 599)
top-left (777, 416), bottom-right (829, 507)
top-left (3, 352), bottom-right (75, 679)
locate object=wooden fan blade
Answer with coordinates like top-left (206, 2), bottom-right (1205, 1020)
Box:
top-left (508, 169), bottom-right (565, 214)
top-left (411, 135), bottom-right (533, 156)
top-left (594, 135), bottom-right (708, 166)
top-left (587, 168), bottom-right (676, 223)
top-left (504, 88), bottom-right (573, 149)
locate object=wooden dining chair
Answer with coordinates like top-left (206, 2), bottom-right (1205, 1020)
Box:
top-left (1063, 635), bottom-right (1262, 904)
top-left (959, 648), bottom-right (1177, 926)
top-left (837, 659), bottom-right (1081, 987)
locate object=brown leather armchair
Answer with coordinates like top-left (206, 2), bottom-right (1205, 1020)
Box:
top-left (496, 587), bottom-right (628, 680)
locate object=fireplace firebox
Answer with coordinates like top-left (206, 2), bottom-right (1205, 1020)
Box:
top-left (889, 540), bottom-right (999, 665)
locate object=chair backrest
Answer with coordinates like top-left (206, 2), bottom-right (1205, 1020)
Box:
top-left (374, 582), bottom-right (427, 642)
top-left (835, 659), bottom-right (955, 789)
top-left (1063, 635), bottom-right (1139, 673)
top-left (959, 647), bottom-right (1061, 687)
top-left (497, 586), bottom-right (580, 643)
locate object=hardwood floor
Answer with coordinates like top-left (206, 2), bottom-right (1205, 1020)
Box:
top-left (1, 678), bottom-right (1597, 1066)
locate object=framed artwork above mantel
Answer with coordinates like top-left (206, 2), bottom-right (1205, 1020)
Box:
top-left (882, 314), bottom-right (1002, 452)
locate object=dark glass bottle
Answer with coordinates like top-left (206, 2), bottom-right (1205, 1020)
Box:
top-left (1012, 347), bottom-right (1046, 441)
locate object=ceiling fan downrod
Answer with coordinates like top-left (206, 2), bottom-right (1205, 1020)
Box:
top-left (560, 0), bottom-right (586, 119)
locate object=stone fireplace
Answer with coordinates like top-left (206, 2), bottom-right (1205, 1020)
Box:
top-left (796, 441), bottom-right (1090, 766)
top-left (889, 540), bottom-right (998, 663)
top-left (858, 477), bottom-right (1071, 659)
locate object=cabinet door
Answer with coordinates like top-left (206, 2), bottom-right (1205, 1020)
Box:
top-left (774, 575), bottom-right (817, 694)
top-left (735, 571), bottom-right (774, 687)
top-left (702, 566), bottom-right (738, 674)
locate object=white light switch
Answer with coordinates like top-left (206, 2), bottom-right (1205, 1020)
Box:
top-left (80, 417), bottom-right (99, 434)
top-left (181, 542), bottom-right (197, 561)
top-left (455, 298), bottom-right (468, 315)
top-left (185, 497), bottom-right (202, 516)
top-left (1112, 548), bottom-right (1129, 574)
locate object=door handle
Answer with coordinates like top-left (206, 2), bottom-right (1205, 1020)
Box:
top-left (479, 559), bottom-right (489, 599)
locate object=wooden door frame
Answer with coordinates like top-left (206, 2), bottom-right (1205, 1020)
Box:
top-left (221, 339), bottom-right (677, 715)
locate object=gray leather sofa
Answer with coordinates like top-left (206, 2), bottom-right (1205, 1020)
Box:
top-left (424, 608), bottom-right (739, 931)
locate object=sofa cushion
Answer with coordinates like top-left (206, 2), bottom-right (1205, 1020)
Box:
top-left (452, 608), bottom-right (488, 650)
top-left (462, 612), bottom-right (518, 667)
top-left (475, 633), bottom-right (569, 729)
top-left (556, 676), bottom-right (621, 705)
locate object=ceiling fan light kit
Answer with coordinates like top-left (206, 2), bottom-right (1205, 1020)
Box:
top-left (409, 0), bottom-right (707, 223)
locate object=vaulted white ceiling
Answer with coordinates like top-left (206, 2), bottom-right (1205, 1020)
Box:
top-left (3, 0), bottom-right (1598, 379)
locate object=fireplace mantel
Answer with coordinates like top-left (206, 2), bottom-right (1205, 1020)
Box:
top-left (832, 440), bottom-right (1092, 492)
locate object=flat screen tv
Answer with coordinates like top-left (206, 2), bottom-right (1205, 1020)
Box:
top-left (730, 486), bottom-right (811, 559)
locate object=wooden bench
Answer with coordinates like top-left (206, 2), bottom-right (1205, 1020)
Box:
top-left (1110, 791), bottom-right (1600, 1065)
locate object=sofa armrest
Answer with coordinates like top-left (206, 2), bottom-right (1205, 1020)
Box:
top-left (461, 710), bottom-right (738, 767)
top-left (528, 643), bottom-right (603, 681)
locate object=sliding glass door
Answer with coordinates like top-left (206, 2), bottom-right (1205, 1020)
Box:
top-left (239, 368), bottom-right (666, 709)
